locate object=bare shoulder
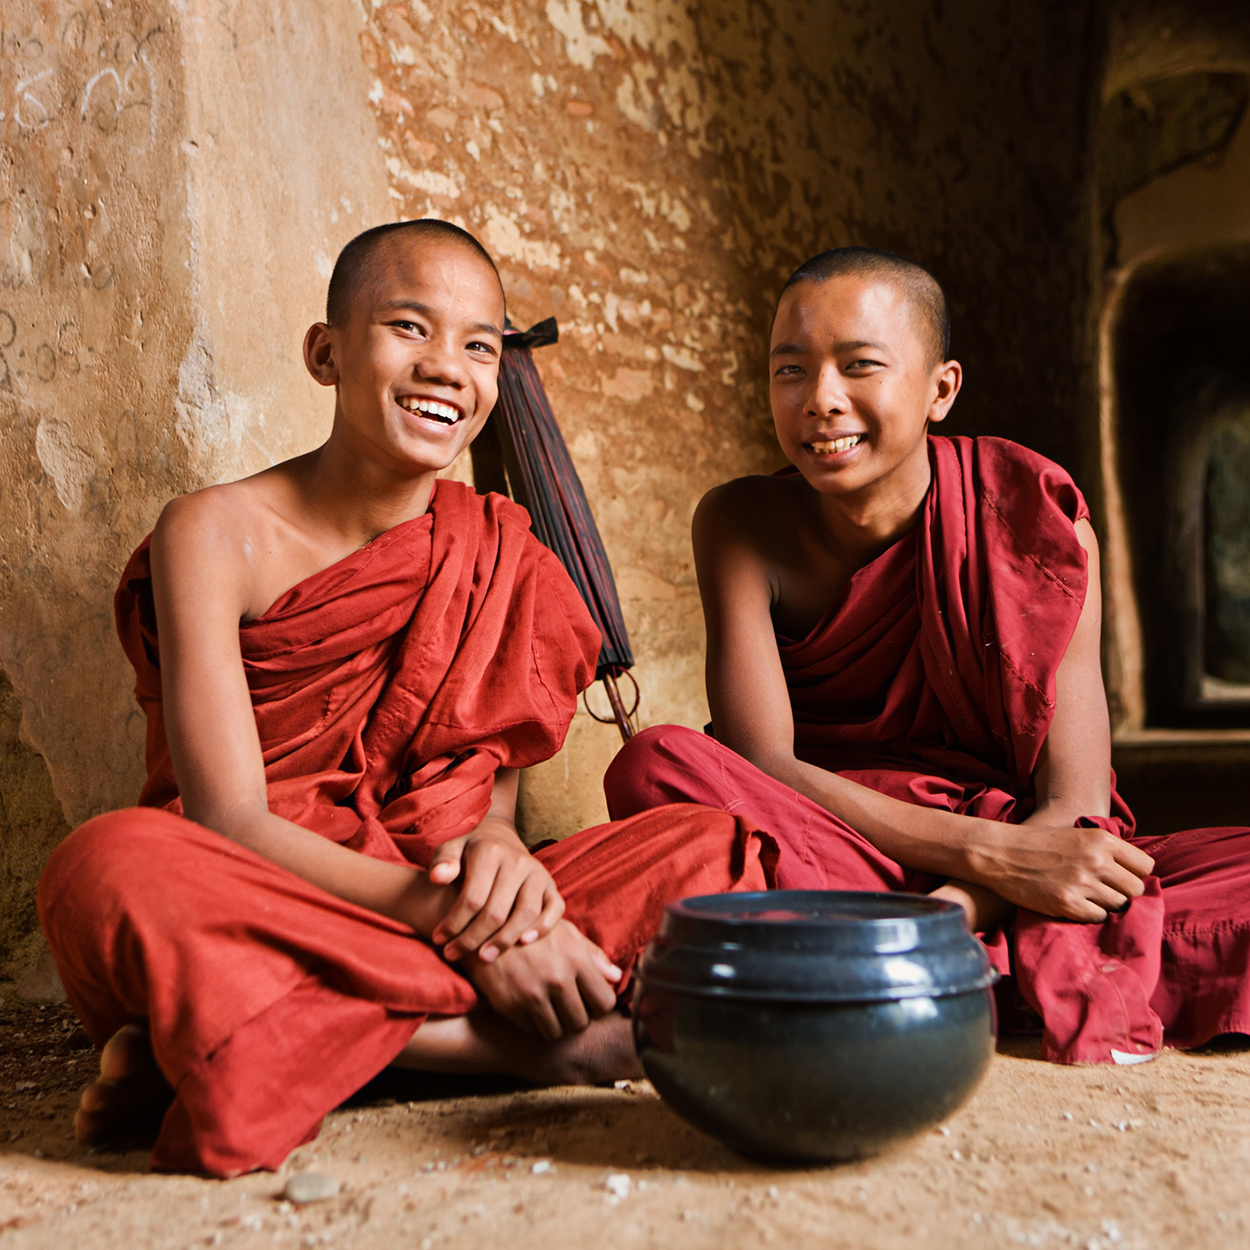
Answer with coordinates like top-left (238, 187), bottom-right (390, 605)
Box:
top-left (694, 473), bottom-right (807, 561)
top-left (153, 474), bottom-right (272, 559)
top-left (696, 473), bottom-right (804, 534)
top-left (150, 463), bottom-right (304, 620)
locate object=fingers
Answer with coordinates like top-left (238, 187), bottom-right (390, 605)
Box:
top-left (427, 836), bottom-right (467, 887)
top-left (1112, 839), bottom-right (1155, 879)
top-left (432, 837), bottom-right (510, 950)
top-left (432, 837), bottom-right (563, 961)
top-left (526, 887), bottom-right (566, 945)
top-left (552, 978), bottom-right (592, 1035)
top-left (1099, 860), bottom-right (1149, 902)
top-left (470, 922), bottom-right (623, 1040)
top-left (450, 865), bottom-right (543, 962)
top-left (477, 879), bottom-right (565, 964)
top-left (432, 860), bottom-right (500, 951)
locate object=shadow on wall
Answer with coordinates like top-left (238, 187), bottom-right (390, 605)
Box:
top-left (0, 669), bottom-right (71, 978)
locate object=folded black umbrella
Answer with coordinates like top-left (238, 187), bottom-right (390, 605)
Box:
top-left (470, 317), bottom-right (639, 740)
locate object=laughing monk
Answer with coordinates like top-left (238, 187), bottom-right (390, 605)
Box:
top-left (37, 220), bottom-right (776, 1177)
top-left (605, 246), bottom-right (1250, 1065)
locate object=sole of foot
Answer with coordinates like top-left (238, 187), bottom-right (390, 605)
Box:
top-left (74, 1023), bottom-right (173, 1146)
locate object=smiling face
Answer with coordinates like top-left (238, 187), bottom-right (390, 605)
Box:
top-left (769, 274), bottom-right (961, 506)
top-left (304, 234), bottom-right (506, 477)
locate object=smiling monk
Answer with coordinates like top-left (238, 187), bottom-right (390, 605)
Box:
top-left (36, 220), bottom-right (775, 1176)
top-left (605, 246), bottom-right (1250, 1065)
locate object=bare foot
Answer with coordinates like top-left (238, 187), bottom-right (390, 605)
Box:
top-left (392, 1011), bottom-right (644, 1086)
top-left (74, 1024), bottom-right (173, 1146)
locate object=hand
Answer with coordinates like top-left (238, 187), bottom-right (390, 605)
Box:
top-left (466, 919), bottom-right (622, 1040)
top-left (967, 824), bottom-right (1155, 923)
top-left (428, 816), bottom-right (565, 963)
top-left (929, 879), bottom-right (1014, 934)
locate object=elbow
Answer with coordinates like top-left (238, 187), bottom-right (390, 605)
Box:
top-left (717, 737), bottom-right (799, 784)
top-left (183, 796), bottom-right (271, 845)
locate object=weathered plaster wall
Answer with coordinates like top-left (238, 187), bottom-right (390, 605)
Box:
top-left (0, 0), bottom-right (391, 966)
top-left (2, 0), bottom-right (1124, 955)
top-left (358, 0), bottom-right (1109, 835)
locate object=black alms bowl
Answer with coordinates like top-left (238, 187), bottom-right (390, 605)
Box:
top-left (632, 891), bottom-right (996, 1163)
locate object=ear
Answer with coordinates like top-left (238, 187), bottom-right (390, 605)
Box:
top-left (303, 323), bottom-right (339, 388)
top-left (927, 358), bottom-right (962, 426)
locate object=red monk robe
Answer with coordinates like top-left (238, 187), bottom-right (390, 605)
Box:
top-left (605, 435), bottom-right (1250, 1065)
top-left (39, 481), bottom-right (776, 1176)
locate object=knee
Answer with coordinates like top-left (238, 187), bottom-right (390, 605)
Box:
top-left (38, 808), bottom-right (192, 933)
top-left (604, 724), bottom-right (711, 815)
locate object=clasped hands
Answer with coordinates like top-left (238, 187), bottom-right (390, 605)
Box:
top-left (942, 821), bottom-right (1157, 930)
top-left (420, 815), bottom-right (621, 1040)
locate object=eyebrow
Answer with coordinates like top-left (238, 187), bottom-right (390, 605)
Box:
top-left (769, 337), bottom-right (891, 358)
top-left (377, 299), bottom-right (503, 339)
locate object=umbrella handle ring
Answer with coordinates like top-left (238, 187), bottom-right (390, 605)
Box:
top-left (584, 670), bottom-right (640, 739)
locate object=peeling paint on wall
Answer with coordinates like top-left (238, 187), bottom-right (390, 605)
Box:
top-left (357, 0), bottom-right (1109, 835)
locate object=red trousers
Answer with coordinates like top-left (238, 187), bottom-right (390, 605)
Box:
top-left (38, 802), bottom-right (774, 1176)
top-left (606, 725), bottom-right (1250, 1059)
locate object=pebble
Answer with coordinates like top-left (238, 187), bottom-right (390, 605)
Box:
top-left (282, 1172), bottom-right (340, 1204)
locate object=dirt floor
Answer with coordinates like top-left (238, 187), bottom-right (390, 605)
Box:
top-left (2, 989), bottom-right (1249, 1250)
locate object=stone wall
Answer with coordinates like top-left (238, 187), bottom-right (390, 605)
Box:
top-left (1, 0), bottom-right (1124, 966)
top-left (0, 0), bottom-right (391, 971)
top-left (359, 0), bottom-right (1109, 834)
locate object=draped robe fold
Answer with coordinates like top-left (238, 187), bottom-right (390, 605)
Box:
top-left (38, 481), bottom-right (776, 1176)
top-left (605, 436), bottom-right (1250, 1065)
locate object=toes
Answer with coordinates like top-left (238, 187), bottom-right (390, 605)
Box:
top-left (99, 1024), bottom-right (154, 1081)
top-left (73, 1100), bottom-right (113, 1146)
top-left (78, 1079), bottom-right (117, 1114)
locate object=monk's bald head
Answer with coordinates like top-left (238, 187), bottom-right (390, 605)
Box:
top-left (776, 247), bottom-right (950, 367)
top-left (326, 219), bottom-right (504, 327)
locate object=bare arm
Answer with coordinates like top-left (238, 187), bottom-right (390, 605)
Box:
top-left (150, 494), bottom-right (461, 936)
top-left (694, 493), bottom-right (1152, 923)
top-left (149, 493), bottom-right (562, 956)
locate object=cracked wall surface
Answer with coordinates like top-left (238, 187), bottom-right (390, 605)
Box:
top-left (0, 0), bottom-right (391, 965)
top-left (2, 0), bottom-right (1129, 951)
top-left (357, 0), bottom-right (1109, 833)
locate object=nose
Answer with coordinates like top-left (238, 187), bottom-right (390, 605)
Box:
top-left (807, 361), bottom-right (849, 417)
top-left (414, 332), bottom-right (468, 388)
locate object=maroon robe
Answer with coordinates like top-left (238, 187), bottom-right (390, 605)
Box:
top-left (39, 482), bottom-right (777, 1175)
top-left (605, 436), bottom-right (1250, 1064)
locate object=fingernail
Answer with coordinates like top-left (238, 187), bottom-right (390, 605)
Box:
top-left (521, 930), bottom-right (539, 944)
top-left (481, 946), bottom-right (497, 963)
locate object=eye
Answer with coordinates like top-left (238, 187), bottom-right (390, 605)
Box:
top-left (773, 364), bottom-right (803, 377)
top-left (388, 319), bottom-right (427, 336)
top-left (466, 339), bottom-right (498, 356)
top-left (846, 357), bottom-right (884, 371)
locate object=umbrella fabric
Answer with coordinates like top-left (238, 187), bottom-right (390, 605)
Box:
top-left (484, 318), bottom-right (635, 682)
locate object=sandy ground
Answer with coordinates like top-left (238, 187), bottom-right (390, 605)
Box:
top-left (2, 990), bottom-right (1249, 1250)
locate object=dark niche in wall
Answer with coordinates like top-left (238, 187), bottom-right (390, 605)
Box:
top-left (1115, 246), bottom-right (1250, 727)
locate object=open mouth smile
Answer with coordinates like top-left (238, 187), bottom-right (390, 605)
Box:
top-left (808, 433), bottom-right (864, 454)
top-left (397, 396), bottom-right (463, 425)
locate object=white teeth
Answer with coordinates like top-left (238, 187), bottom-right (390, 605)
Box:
top-left (810, 434), bottom-right (863, 454)
top-left (399, 396), bottom-right (460, 423)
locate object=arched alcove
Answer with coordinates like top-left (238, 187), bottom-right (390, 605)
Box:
top-left (1113, 246), bottom-right (1250, 727)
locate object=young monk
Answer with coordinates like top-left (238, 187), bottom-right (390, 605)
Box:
top-left (37, 220), bottom-right (776, 1177)
top-left (605, 246), bottom-right (1250, 1065)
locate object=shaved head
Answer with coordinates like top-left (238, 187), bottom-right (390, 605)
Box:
top-left (326, 219), bottom-right (503, 327)
top-left (777, 247), bottom-right (950, 366)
